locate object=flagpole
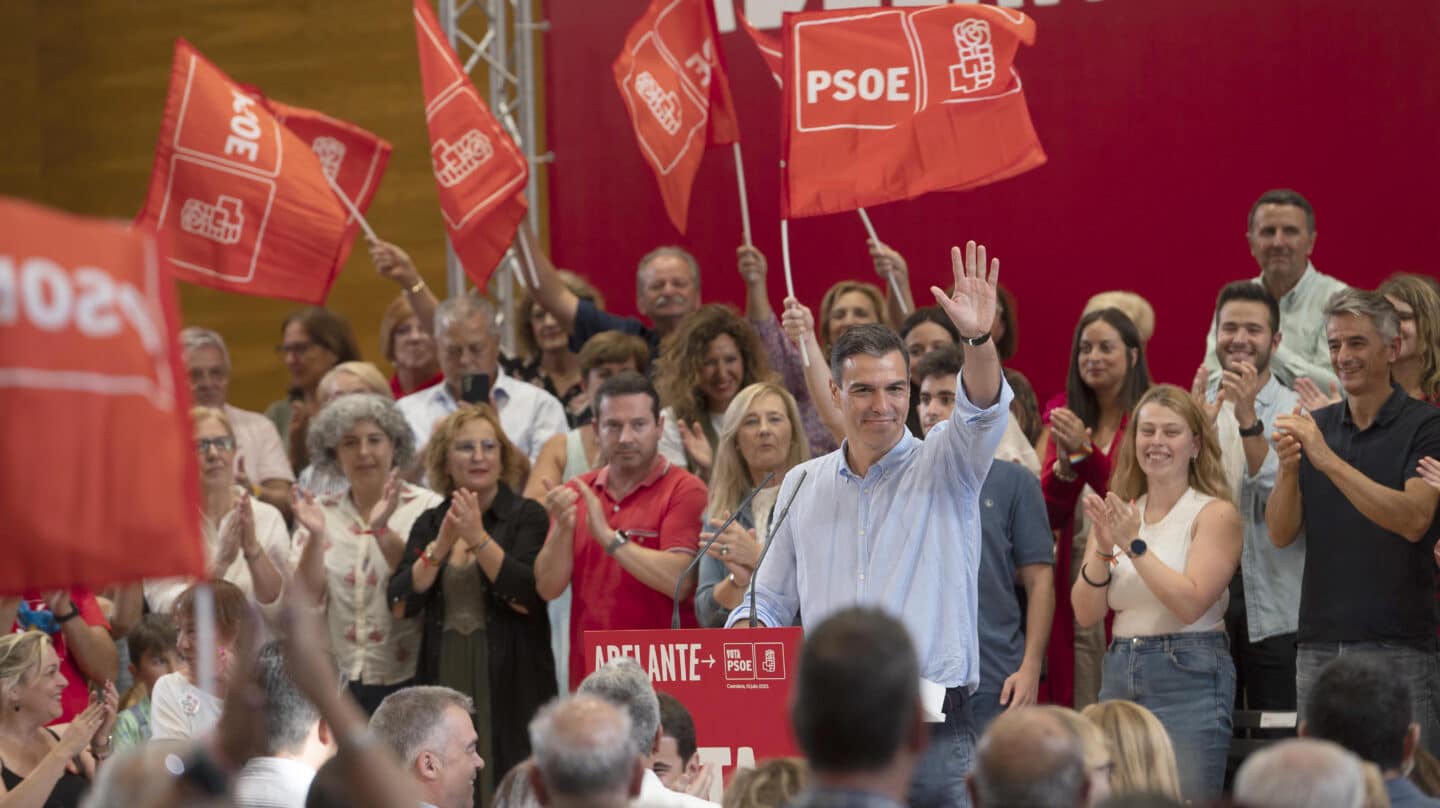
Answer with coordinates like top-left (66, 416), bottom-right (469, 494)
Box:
top-left (732, 143), bottom-right (752, 247)
top-left (857, 207), bottom-right (910, 316)
top-left (324, 174), bottom-right (379, 242)
top-left (781, 218), bottom-right (809, 368)
top-left (515, 224), bottom-right (541, 291)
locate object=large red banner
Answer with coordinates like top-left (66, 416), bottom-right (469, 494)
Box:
top-left (136, 40), bottom-right (353, 305)
top-left (583, 627), bottom-right (802, 802)
top-left (543, 0), bottom-right (1440, 402)
top-left (0, 197), bottom-right (203, 594)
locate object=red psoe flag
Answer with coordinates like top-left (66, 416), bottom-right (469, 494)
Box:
top-left (136, 40), bottom-right (353, 304)
top-left (0, 197), bottom-right (203, 595)
top-left (781, 5), bottom-right (1047, 219)
top-left (413, 0), bottom-right (528, 291)
top-left (614, 0), bottom-right (740, 233)
top-left (261, 97), bottom-right (393, 267)
top-left (737, 10), bottom-right (783, 89)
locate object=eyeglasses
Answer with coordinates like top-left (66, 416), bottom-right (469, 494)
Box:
top-left (452, 439), bottom-right (500, 456)
top-left (275, 341), bottom-right (316, 357)
top-left (196, 437), bottom-right (236, 455)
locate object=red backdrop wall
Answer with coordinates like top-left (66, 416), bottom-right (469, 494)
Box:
top-left (543, 0), bottom-right (1440, 403)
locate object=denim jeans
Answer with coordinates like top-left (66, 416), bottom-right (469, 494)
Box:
top-left (907, 686), bottom-right (976, 808)
top-left (1296, 641), bottom-right (1440, 758)
top-left (1099, 632), bottom-right (1235, 802)
top-left (970, 690), bottom-right (1004, 736)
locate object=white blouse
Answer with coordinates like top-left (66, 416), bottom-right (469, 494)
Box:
top-left (145, 488), bottom-right (292, 616)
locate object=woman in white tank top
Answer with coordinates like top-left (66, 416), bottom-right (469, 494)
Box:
top-left (1070, 384), bottom-right (1242, 802)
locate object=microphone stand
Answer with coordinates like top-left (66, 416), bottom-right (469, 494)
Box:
top-left (748, 470), bottom-right (808, 628)
top-left (670, 470), bottom-right (776, 630)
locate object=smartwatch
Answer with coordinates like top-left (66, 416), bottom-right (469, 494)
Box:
top-left (1129, 538), bottom-right (1148, 558)
top-left (605, 530), bottom-right (629, 556)
top-left (1238, 419), bottom-right (1265, 438)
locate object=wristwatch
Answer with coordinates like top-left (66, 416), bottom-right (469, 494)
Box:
top-left (605, 529), bottom-right (629, 556)
top-left (1238, 419), bottom-right (1265, 438)
top-left (1129, 538), bottom-right (1148, 558)
top-left (960, 331), bottom-right (992, 347)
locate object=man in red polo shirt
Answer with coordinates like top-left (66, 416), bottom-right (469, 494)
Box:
top-left (536, 372), bottom-right (708, 690)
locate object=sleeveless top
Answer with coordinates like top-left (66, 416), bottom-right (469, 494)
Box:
top-left (1108, 487), bottom-right (1229, 637)
top-left (0, 729), bottom-right (89, 808)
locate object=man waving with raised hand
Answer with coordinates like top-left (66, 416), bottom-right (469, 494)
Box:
top-left (727, 241), bottom-right (1011, 808)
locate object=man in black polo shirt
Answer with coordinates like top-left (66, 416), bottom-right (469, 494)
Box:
top-left (517, 224), bottom-right (700, 359)
top-left (1267, 288), bottom-right (1440, 756)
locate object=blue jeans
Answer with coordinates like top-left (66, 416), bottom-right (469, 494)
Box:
top-left (907, 686), bottom-right (975, 808)
top-left (1099, 632), bottom-right (1235, 802)
top-left (1296, 641), bottom-right (1440, 758)
top-left (970, 690), bottom-right (1004, 735)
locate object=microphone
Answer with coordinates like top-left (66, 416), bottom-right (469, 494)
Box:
top-left (748, 469), bottom-right (808, 628)
top-left (670, 470), bottom-right (776, 630)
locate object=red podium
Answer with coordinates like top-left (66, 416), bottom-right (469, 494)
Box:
top-left (582, 627), bottom-right (803, 800)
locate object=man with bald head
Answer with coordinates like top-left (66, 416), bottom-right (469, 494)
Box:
top-left (966, 708), bottom-right (1088, 808)
top-left (527, 695), bottom-right (645, 808)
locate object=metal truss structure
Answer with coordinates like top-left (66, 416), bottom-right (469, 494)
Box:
top-left (437, 0), bottom-right (548, 349)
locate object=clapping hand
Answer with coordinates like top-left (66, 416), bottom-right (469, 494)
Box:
top-left (541, 479), bottom-right (579, 534)
top-left (931, 241), bottom-right (997, 340)
top-left (1189, 366), bottom-right (1225, 426)
top-left (1294, 378), bottom-right (1341, 411)
top-left (676, 420), bottom-right (714, 472)
top-left (449, 488), bottom-right (486, 550)
top-left (367, 470), bottom-right (402, 534)
top-left (1081, 493), bottom-right (1118, 557)
top-left (290, 485), bottom-right (326, 539)
top-left (1049, 408), bottom-right (1091, 456)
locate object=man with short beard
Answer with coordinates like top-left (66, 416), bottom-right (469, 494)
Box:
top-left (1201, 189), bottom-right (1348, 391)
top-left (1198, 281), bottom-right (1302, 711)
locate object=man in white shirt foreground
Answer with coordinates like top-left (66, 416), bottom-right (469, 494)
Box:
top-left (233, 641), bottom-right (338, 808)
top-left (370, 686), bottom-right (484, 808)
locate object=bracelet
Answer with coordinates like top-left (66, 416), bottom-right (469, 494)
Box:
top-left (1079, 562), bottom-right (1112, 588)
top-left (1094, 547), bottom-right (1119, 561)
top-left (407, 278), bottom-right (426, 295)
top-left (470, 536), bottom-right (493, 554)
top-left (91, 735), bottom-right (113, 760)
top-left (1051, 460), bottom-right (1077, 483)
top-left (55, 608), bottom-right (81, 624)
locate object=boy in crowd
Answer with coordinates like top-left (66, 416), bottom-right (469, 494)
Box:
top-left (112, 613), bottom-right (179, 749)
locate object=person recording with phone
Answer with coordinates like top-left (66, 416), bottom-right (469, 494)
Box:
top-left (397, 294), bottom-right (567, 468)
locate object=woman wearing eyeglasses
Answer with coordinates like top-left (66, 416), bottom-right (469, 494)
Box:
top-left (388, 404), bottom-right (554, 807)
top-left (264, 307), bottom-right (363, 474)
top-left (144, 407), bottom-right (288, 615)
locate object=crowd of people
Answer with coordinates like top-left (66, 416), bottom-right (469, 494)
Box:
top-left (4, 188), bottom-right (1440, 807)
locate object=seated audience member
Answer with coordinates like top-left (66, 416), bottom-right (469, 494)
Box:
top-left (527, 695), bottom-right (645, 808)
top-left (523, 331), bottom-right (650, 693)
top-left (291, 393), bottom-right (443, 715)
top-left (506, 270), bottom-right (606, 426)
top-left (694, 383), bottom-right (809, 628)
top-left (1084, 292), bottom-right (1155, 349)
top-left (720, 758), bottom-right (807, 808)
top-left (577, 659), bottom-right (713, 807)
top-left (1040, 307), bottom-right (1151, 710)
top-left (1268, 289), bottom-right (1440, 756)
top-left (146, 407), bottom-right (288, 616)
top-left (370, 686), bottom-right (484, 808)
top-left (785, 608), bottom-right (927, 808)
top-left (265, 307), bottom-right (363, 473)
top-left (918, 345), bottom-right (1038, 473)
top-left (0, 631), bottom-right (117, 807)
top-left (3, 590), bottom-right (117, 724)
top-left (653, 304), bottom-right (773, 477)
top-left (517, 223), bottom-right (700, 358)
top-left (1071, 386), bottom-right (1241, 800)
top-left (1079, 701), bottom-right (1181, 803)
top-left (112, 614), bottom-right (178, 750)
top-left (734, 246), bottom-right (838, 458)
top-left (181, 327), bottom-right (295, 514)
top-left (368, 237), bottom-right (442, 399)
top-left (1379, 272), bottom-right (1440, 404)
top-left (397, 294), bottom-right (566, 462)
top-left (389, 404), bottom-right (555, 805)
top-left (1198, 281), bottom-right (1304, 712)
top-left (1202, 189), bottom-right (1348, 391)
top-left (535, 373), bottom-right (707, 691)
top-left (1039, 707), bottom-right (1114, 807)
top-left (967, 707), bottom-right (1089, 808)
top-left (233, 641), bottom-right (339, 808)
top-left (913, 345), bottom-right (1052, 729)
top-left (151, 580), bottom-right (253, 741)
top-left (1302, 653), bottom-right (1440, 808)
top-left (654, 692), bottom-right (705, 793)
top-left (900, 306), bottom-right (960, 437)
top-left (1232, 737), bottom-right (1366, 808)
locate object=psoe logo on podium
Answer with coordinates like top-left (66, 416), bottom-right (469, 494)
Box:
top-left (722, 643), bottom-right (756, 681)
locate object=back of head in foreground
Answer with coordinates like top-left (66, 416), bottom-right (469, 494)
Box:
top-left (1232, 737), bottom-right (1366, 808)
top-left (967, 707), bottom-right (1087, 808)
top-left (528, 694), bottom-right (644, 808)
top-left (1303, 652), bottom-right (1418, 773)
top-left (1080, 700), bottom-right (1181, 801)
top-left (577, 656), bottom-right (661, 761)
top-left (791, 608), bottom-right (922, 784)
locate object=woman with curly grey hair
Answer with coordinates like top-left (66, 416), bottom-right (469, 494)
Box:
top-left (290, 393), bottom-right (442, 714)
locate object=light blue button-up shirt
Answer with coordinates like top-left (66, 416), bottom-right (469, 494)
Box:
top-left (1203, 263), bottom-right (1349, 391)
top-left (726, 373), bottom-right (1013, 691)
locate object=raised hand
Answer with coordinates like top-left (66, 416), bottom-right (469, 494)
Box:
top-left (780, 296), bottom-right (817, 348)
top-left (1220, 361), bottom-right (1262, 423)
top-left (1294, 378), bottom-right (1341, 411)
top-left (1189, 366), bottom-right (1225, 426)
top-left (574, 483), bottom-right (614, 548)
top-left (541, 479), bottom-right (579, 534)
top-left (92, 680), bottom-right (119, 747)
top-left (868, 238), bottom-right (908, 281)
top-left (930, 240), bottom-right (998, 340)
top-left (234, 451), bottom-right (252, 491)
top-left (736, 245), bottom-right (767, 286)
top-left (367, 469), bottom-right (402, 533)
top-left (56, 703), bottom-right (106, 761)
top-left (676, 420), bottom-right (714, 472)
top-left (368, 237), bottom-right (422, 290)
top-left (290, 485), bottom-right (326, 539)
top-left (1274, 407), bottom-right (1326, 456)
